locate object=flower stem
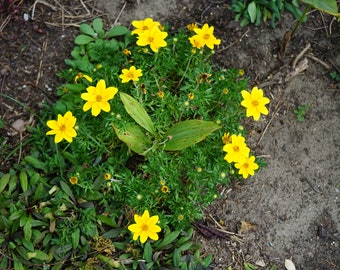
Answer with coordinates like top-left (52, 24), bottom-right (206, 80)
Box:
top-left (291, 4), bottom-right (311, 39)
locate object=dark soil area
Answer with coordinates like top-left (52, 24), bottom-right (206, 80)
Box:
top-left (1, 0), bottom-right (339, 269)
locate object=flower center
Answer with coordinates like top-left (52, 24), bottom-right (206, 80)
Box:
top-left (148, 37), bottom-right (154, 43)
top-left (203, 34), bottom-right (210, 40)
top-left (233, 146), bottom-right (240, 152)
top-left (128, 72), bottom-right (134, 78)
top-left (141, 224), bottom-right (149, 231)
top-left (243, 163), bottom-right (249, 169)
top-left (60, 124), bottom-right (66, 132)
top-left (96, 95), bottom-right (102, 102)
top-left (252, 100), bottom-right (259, 106)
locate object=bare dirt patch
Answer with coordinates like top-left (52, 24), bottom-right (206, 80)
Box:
top-left (1, 0), bottom-right (339, 269)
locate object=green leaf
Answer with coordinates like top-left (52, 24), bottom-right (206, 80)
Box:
top-left (155, 231), bottom-right (180, 250)
top-left (24, 156), bottom-right (47, 172)
top-left (65, 83), bottom-right (86, 94)
top-left (23, 215), bottom-right (32, 241)
top-left (92, 18), bottom-right (104, 34)
top-left (106, 25), bottom-right (130, 37)
top-left (22, 239), bottom-right (34, 251)
top-left (74, 34), bottom-right (95, 45)
top-left (12, 253), bottom-right (25, 270)
top-left (79, 23), bottom-right (97, 37)
top-left (9, 210), bottom-right (25, 221)
top-left (113, 124), bottom-right (152, 155)
top-left (164, 120), bottom-right (221, 151)
top-left (247, 1), bottom-right (257, 23)
top-left (97, 215), bottom-right (116, 227)
top-left (301, 0), bottom-right (339, 17)
top-left (71, 227), bottom-right (80, 249)
top-left (120, 92), bottom-right (156, 136)
top-left (60, 181), bottom-right (76, 203)
top-left (143, 242), bottom-right (152, 263)
top-left (27, 250), bottom-right (50, 261)
top-left (8, 175), bottom-right (18, 194)
top-left (173, 248), bottom-right (180, 268)
top-left (0, 173), bottom-right (10, 193)
top-left (19, 170), bottom-right (28, 193)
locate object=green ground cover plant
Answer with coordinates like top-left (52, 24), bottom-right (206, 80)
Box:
top-left (0, 18), bottom-right (270, 269)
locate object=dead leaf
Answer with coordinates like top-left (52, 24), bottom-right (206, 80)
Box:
top-left (285, 259), bottom-right (296, 270)
top-left (238, 220), bottom-right (258, 234)
top-left (255, 259), bottom-right (266, 267)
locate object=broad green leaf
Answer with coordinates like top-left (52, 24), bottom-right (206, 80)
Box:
top-left (60, 180), bottom-right (76, 203)
top-left (164, 120), bottom-right (221, 151)
top-left (23, 215), bottom-right (32, 241)
top-left (19, 170), bottom-right (28, 192)
top-left (8, 175), bottom-right (17, 194)
top-left (301, 0), bottom-right (339, 16)
top-left (143, 242), bottom-right (152, 263)
top-left (65, 83), bottom-right (86, 94)
top-left (248, 1), bottom-right (257, 23)
top-left (74, 34), bottom-right (95, 45)
top-left (9, 210), bottom-right (25, 221)
top-left (12, 253), bottom-right (24, 270)
top-left (97, 215), bottom-right (116, 227)
top-left (92, 18), bottom-right (104, 34)
top-left (22, 238), bottom-right (34, 251)
top-left (173, 248), bottom-right (181, 268)
top-left (71, 227), bottom-right (80, 249)
top-left (79, 23), bottom-right (96, 37)
top-left (120, 92), bottom-right (156, 136)
top-left (113, 124), bottom-right (151, 155)
top-left (106, 25), bottom-right (130, 37)
top-left (0, 173), bottom-right (10, 193)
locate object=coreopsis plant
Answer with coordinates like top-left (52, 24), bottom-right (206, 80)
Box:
top-left (46, 111), bottom-right (77, 143)
top-left (40, 17), bottom-right (268, 238)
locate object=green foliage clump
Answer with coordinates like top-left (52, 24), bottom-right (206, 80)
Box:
top-left (231, 0), bottom-right (304, 27)
top-left (0, 17), bottom-right (262, 268)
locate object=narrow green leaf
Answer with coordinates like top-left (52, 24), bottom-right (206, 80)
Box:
top-left (27, 250), bottom-right (50, 261)
top-left (8, 175), bottom-right (18, 194)
top-left (113, 123), bottom-right (152, 155)
top-left (178, 241), bottom-right (193, 252)
top-left (79, 23), bottom-right (97, 37)
top-left (120, 92), bottom-right (156, 136)
top-left (74, 34), bottom-right (95, 45)
top-left (301, 0), bottom-right (339, 16)
top-left (24, 156), bottom-right (47, 172)
top-left (155, 231), bottom-right (180, 250)
top-left (12, 253), bottom-right (25, 270)
top-left (248, 1), bottom-right (257, 23)
top-left (0, 173), bottom-right (10, 193)
top-left (164, 120), bottom-right (221, 151)
top-left (19, 170), bottom-right (28, 192)
top-left (173, 248), bottom-right (181, 268)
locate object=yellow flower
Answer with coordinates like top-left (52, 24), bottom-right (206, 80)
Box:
top-left (123, 49), bottom-right (131, 56)
top-left (131, 18), bottom-right (160, 36)
top-left (128, 210), bottom-right (161, 243)
top-left (187, 92), bottom-right (195, 100)
top-left (159, 179), bottom-right (166, 185)
top-left (188, 35), bottom-right (204, 49)
top-left (69, 176), bottom-right (78, 185)
top-left (222, 132), bottom-right (231, 144)
top-left (190, 23), bottom-right (221, 49)
top-left (104, 173), bottom-right (111, 180)
top-left (241, 87), bottom-right (270, 121)
top-left (136, 27), bottom-right (168, 53)
top-left (235, 155), bottom-right (259, 179)
top-left (178, 214), bottom-right (184, 221)
top-left (161, 185), bottom-right (169, 193)
top-left (157, 91), bottom-right (165, 98)
top-left (187, 22), bottom-right (198, 31)
top-left (81, 79), bottom-right (118, 117)
top-left (119, 66), bottom-right (143, 83)
top-left (196, 167), bottom-right (202, 172)
top-left (223, 134), bottom-right (250, 163)
top-left (46, 111), bottom-right (77, 143)
top-left (223, 88), bottom-right (229, 94)
top-left (74, 72), bottom-right (93, 83)
top-left (238, 69), bottom-right (245, 76)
